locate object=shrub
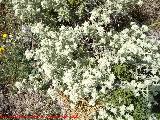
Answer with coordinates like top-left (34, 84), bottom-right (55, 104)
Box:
top-left (2, 0), bottom-right (160, 119)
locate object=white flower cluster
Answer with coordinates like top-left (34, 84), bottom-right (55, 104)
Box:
top-left (8, 0), bottom-right (160, 119)
top-left (14, 81), bottom-right (23, 90)
top-left (27, 22), bottom-right (159, 118)
top-left (25, 49), bottom-right (34, 60)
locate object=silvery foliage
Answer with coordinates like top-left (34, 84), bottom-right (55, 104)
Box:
top-left (7, 0), bottom-right (160, 119)
top-left (147, 30), bottom-right (160, 41)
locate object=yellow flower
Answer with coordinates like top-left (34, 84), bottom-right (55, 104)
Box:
top-left (0, 47), bottom-right (5, 53)
top-left (2, 33), bottom-right (7, 39)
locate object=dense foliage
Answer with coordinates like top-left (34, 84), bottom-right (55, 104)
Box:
top-left (0, 0), bottom-right (160, 119)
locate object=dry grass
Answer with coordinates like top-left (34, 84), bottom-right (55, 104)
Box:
top-left (0, 84), bottom-right (62, 118)
top-left (57, 90), bottom-right (104, 120)
top-left (128, 0), bottom-right (160, 30)
top-left (0, 3), bottom-right (20, 37)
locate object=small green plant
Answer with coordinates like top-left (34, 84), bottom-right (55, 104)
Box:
top-left (112, 63), bottom-right (136, 82)
top-left (149, 20), bottom-right (160, 30)
top-left (133, 95), bottom-right (150, 120)
top-left (67, 0), bottom-right (83, 7)
top-left (0, 3), bottom-right (34, 84)
top-left (100, 88), bottom-right (150, 120)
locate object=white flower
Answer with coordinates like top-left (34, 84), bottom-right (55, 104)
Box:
top-left (122, 28), bottom-right (129, 34)
top-left (131, 24), bottom-right (139, 30)
top-left (147, 103), bottom-right (152, 108)
top-left (102, 14), bottom-right (110, 24)
top-left (127, 56), bottom-right (132, 60)
top-left (108, 116), bottom-right (114, 120)
top-left (41, 63), bottom-right (53, 79)
top-left (97, 26), bottom-right (104, 36)
top-left (83, 21), bottom-right (89, 34)
top-left (100, 86), bottom-right (106, 94)
top-left (73, 60), bottom-right (80, 68)
top-left (83, 87), bottom-right (91, 94)
top-left (120, 57), bottom-right (126, 63)
top-left (83, 70), bottom-right (90, 78)
top-left (89, 57), bottom-right (95, 63)
top-left (72, 43), bottom-right (77, 49)
top-left (41, 0), bottom-right (48, 8)
top-left (47, 88), bottom-right (56, 101)
top-left (28, 74), bottom-right (34, 81)
top-left (22, 25), bottom-right (31, 33)
top-left (98, 57), bottom-right (108, 70)
top-left (109, 74), bottom-right (115, 82)
top-left (14, 9), bottom-right (20, 16)
top-left (90, 9), bottom-right (99, 21)
top-left (36, 8), bottom-right (40, 12)
top-left (64, 89), bottom-right (69, 95)
top-left (69, 91), bottom-right (79, 103)
top-left (117, 116), bottom-right (124, 120)
top-left (144, 80), bottom-right (152, 86)
top-left (116, 4), bottom-right (122, 11)
top-left (92, 68), bottom-right (102, 78)
top-left (134, 91), bottom-right (140, 96)
top-left (91, 89), bottom-right (98, 99)
top-left (137, 0), bottom-right (143, 5)
top-left (26, 5), bottom-right (33, 11)
top-left (137, 82), bottom-right (145, 88)
top-left (104, 80), bottom-right (113, 89)
top-left (65, 45), bottom-right (70, 49)
top-left (89, 99), bottom-right (96, 106)
top-left (62, 69), bottom-right (73, 85)
top-left (113, 34), bottom-right (119, 40)
top-left (120, 105), bottom-right (126, 115)
top-left (25, 49), bottom-right (34, 60)
top-left (47, 31), bottom-right (56, 38)
top-left (140, 34), bottom-right (146, 39)
top-left (60, 25), bottom-right (65, 31)
top-left (125, 114), bottom-right (134, 120)
top-left (70, 103), bottom-right (75, 109)
top-left (98, 108), bottom-right (106, 116)
top-left (13, 4), bottom-right (19, 10)
top-left (100, 38), bottom-right (106, 44)
top-left (55, 41), bottom-right (62, 53)
top-left (62, 49), bottom-right (70, 56)
top-left (141, 25), bottom-right (148, 32)
top-left (143, 55), bottom-right (152, 62)
top-left (110, 107), bottom-right (117, 114)
top-left (15, 81), bottom-right (23, 90)
top-left (127, 104), bottom-right (134, 111)
top-left (107, 31), bottom-right (112, 36)
top-left (151, 68), bottom-right (158, 75)
top-left (31, 22), bottom-right (44, 34)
